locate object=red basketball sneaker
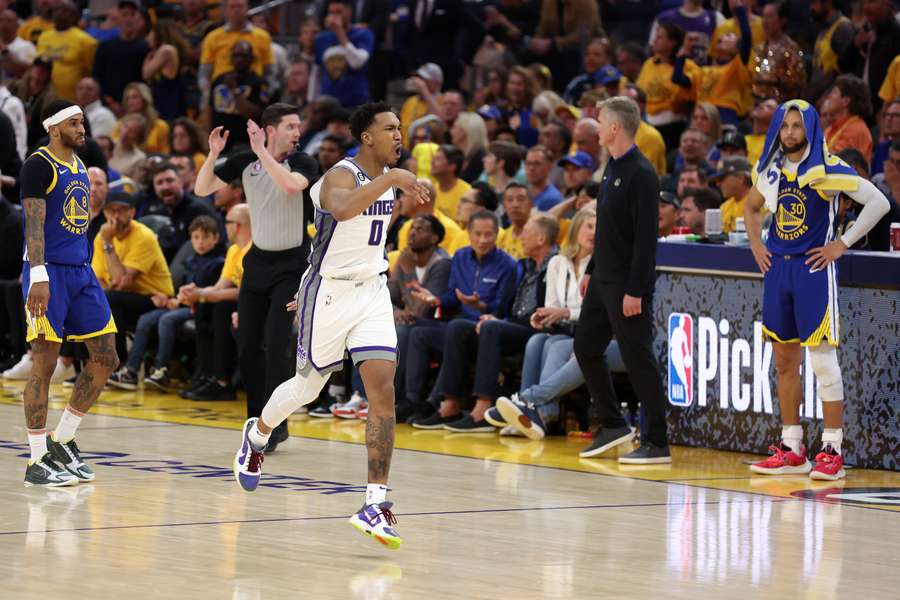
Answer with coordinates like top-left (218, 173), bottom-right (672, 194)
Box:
top-left (810, 448), bottom-right (846, 480)
top-left (750, 443), bottom-right (811, 475)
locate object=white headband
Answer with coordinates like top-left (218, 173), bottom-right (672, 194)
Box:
top-left (43, 105), bottom-right (83, 132)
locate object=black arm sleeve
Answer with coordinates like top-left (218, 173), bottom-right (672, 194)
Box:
top-left (213, 151), bottom-right (256, 184)
top-left (288, 151), bottom-right (321, 183)
top-left (19, 155), bottom-right (54, 200)
top-left (626, 164), bottom-right (660, 298)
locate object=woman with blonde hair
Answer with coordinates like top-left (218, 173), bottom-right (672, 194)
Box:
top-left (689, 101), bottom-right (722, 163)
top-left (113, 82), bottom-right (171, 154)
top-left (492, 206), bottom-right (598, 440)
top-left (450, 112), bottom-right (489, 183)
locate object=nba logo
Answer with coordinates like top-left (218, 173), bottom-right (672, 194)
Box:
top-left (668, 313), bottom-right (693, 407)
top-left (297, 344), bottom-right (308, 370)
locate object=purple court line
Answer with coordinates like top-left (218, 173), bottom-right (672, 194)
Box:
top-left (0, 498), bottom-right (786, 537)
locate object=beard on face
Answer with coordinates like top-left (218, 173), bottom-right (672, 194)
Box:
top-left (781, 139), bottom-right (808, 155)
top-left (61, 131), bottom-right (85, 149)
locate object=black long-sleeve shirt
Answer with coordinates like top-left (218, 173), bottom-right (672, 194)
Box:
top-left (586, 145), bottom-right (659, 297)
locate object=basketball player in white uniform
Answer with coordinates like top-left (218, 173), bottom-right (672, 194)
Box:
top-left (233, 102), bottom-right (429, 550)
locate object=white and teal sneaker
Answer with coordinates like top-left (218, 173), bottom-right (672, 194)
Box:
top-left (47, 434), bottom-right (95, 481)
top-left (349, 502), bottom-right (402, 550)
top-left (24, 454), bottom-right (79, 487)
top-left (233, 418), bottom-right (265, 492)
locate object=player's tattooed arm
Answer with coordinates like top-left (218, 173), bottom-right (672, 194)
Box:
top-left (23, 197), bottom-right (46, 266)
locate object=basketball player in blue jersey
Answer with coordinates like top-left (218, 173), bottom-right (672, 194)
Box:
top-left (232, 102), bottom-right (429, 549)
top-left (19, 100), bottom-right (120, 487)
top-left (744, 99), bottom-right (889, 480)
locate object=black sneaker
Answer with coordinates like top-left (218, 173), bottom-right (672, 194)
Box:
top-left (47, 434), bottom-right (95, 481)
top-left (180, 376), bottom-right (213, 399)
top-left (145, 367), bottom-right (171, 392)
top-left (443, 413), bottom-right (496, 433)
top-left (264, 422), bottom-right (290, 453)
top-left (189, 380), bottom-right (236, 401)
top-left (107, 369), bottom-right (138, 391)
top-left (618, 442), bottom-right (672, 464)
top-left (394, 401), bottom-right (419, 424)
top-left (308, 401), bottom-right (337, 418)
top-left (411, 411), bottom-right (460, 430)
top-left (579, 425), bottom-right (635, 458)
top-left (404, 403), bottom-right (435, 425)
top-left (24, 453), bottom-right (78, 487)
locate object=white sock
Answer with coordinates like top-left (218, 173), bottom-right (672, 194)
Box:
top-left (248, 421), bottom-right (270, 451)
top-left (822, 428), bottom-right (843, 454)
top-left (781, 425), bottom-right (803, 455)
top-left (366, 483), bottom-right (388, 506)
top-left (54, 406), bottom-right (85, 443)
top-left (27, 429), bottom-right (48, 462)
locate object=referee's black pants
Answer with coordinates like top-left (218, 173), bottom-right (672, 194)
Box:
top-left (238, 244), bottom-right (307, 423)
top-left (573, 280), bottom-right (668, 448)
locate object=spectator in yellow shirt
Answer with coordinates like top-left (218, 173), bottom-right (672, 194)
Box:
top-left (112, 82), bottom-right (171, 154)
top-left (17, 0), bottom-right (54, 45)
top-left (198, 0), bottom-right (273, 112)
top-left (745, 98), bottom-right (777, 168)
top-left (878, 55), bottom-right (900, 108)
top-left (711, 156), bottom-right (752, 233)
top-left (432, 144), bottom-right (472, 220)
top-left (496, 182), bottom-right (532, 259)
top-left (446, 183), bottom-right (499, 254)
top-left (623, 83), bottom-right (668, 175)
top-left (393, 178), bottom-right (464, 257)
top-left (400, 63), bottom-right (443, 149)
top-left (91, 190), bottom-right (174, 364)
top-left (711, 0), bottom-right (764, 50)
top-left (637, 22), bottom-right (698, 150)
top-left (35, 1), bottom-right (97, 101)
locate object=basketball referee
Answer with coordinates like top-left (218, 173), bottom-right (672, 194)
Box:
top-left (573, 96), bottom-right (670, 465)
top-left (195, 103), bottom-right (319, 450)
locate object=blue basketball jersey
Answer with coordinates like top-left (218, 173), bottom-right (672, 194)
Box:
top-left (766, 168), bottom-right (837, 256)
top-left (23, 147), bottom-right (92, 265)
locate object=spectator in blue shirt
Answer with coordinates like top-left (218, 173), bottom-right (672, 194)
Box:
top-left (525, 145), bottom-right (564, 210)
top-left (314, 1), bottom-right (374, 107)
top-left (401, 210), bottom-right (517, 423)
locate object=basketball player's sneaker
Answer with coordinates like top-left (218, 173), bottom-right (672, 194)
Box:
top-left (749, 443), bottom-right (812, 475)
top-left (47, 434), bottom-right (95, 481)
top-left (233, 418), bottom-right (265, 492)
top-left (810, 447), bottom-right (845, 480)
top-left (349, 502), bottom-right (402, 550)
top-left (24, 454), bottom-right (78, 487)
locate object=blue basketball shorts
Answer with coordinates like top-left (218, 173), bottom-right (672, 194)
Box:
top-left (22, 262), bottom-right (117, 343)
top-left (761, 255), bottom-right (839, 346)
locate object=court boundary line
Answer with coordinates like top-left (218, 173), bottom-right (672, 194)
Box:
top-left (0, 497), bottom-right (788, 537)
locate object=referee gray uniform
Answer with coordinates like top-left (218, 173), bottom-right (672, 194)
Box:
top-left (215, 151), bottom-right (319, 429)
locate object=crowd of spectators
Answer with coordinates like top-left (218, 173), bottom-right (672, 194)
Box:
top-left (1, 0), bottom-right (899, 445)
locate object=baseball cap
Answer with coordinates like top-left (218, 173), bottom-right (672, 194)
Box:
top-left (594, 65), bottom-right (622, 87)
top-left (323, 45), bottom-right (348, 62)
top-left (558, 151), bottom-right (597, 172)
top-left (717, 129), bottom-right (747, 151)
top-left (415, 63), bottom-right (444, 83)
top-left (709, 156), bottom-right (752, 180)
top-left (659, 190), bottom-right (681, 209)
top-left (118, 0), bottom-right (143, 10)
top-left (104, 189), bottom-right (136, 208)
top-left (477, 104), bottom-right (502, 121)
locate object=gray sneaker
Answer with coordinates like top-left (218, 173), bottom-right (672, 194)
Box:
top-left (107, 368), bottom-right (137, 391)
top-left (24, 453), bottom-right (79, 487)
top-left (47, 435), bottom-right (96, 481)
top-left (619, 442), bottom-right (672, 464)
top-left (579, 425), bottom-right (635, 458)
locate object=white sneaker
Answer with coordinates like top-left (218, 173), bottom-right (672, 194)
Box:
top-left (50, 359), bottom-right (76, 384)
top-left (499, 425), bottom-right (526, 437)
top-left (3, 354), bottom-right (33, 380)
top-left (332, 391), bottom-right (367, 419)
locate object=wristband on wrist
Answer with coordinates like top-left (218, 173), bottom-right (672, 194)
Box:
top-left (30, 265), bottom-right (49, 284)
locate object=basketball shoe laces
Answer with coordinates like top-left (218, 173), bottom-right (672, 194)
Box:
top-left (61, 439), bottom-right (82, 463)
top-left (378, 505), bottom-right (397, 527)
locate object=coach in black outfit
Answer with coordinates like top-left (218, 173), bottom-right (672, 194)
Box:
top-left (574, 96), bottom-right (670, 465)
top-left (195, 103), bottom-right (319, 452)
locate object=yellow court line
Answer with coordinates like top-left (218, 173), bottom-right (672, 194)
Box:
top-left (1, 382), bottom-right (898, 509)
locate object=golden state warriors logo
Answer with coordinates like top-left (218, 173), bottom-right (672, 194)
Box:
top-left (59, 179), bottom-right (90, 235)
top-left (775, 187), bottom-right (809, 241)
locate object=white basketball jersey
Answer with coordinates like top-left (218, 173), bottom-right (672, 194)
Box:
top-left (308, 158), bottom-right (394, 280)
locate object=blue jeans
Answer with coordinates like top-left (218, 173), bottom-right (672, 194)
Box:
top-left (125, 307), bottom-right (193, 373)
top-left (519, 334), bottom-right (625, 421)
